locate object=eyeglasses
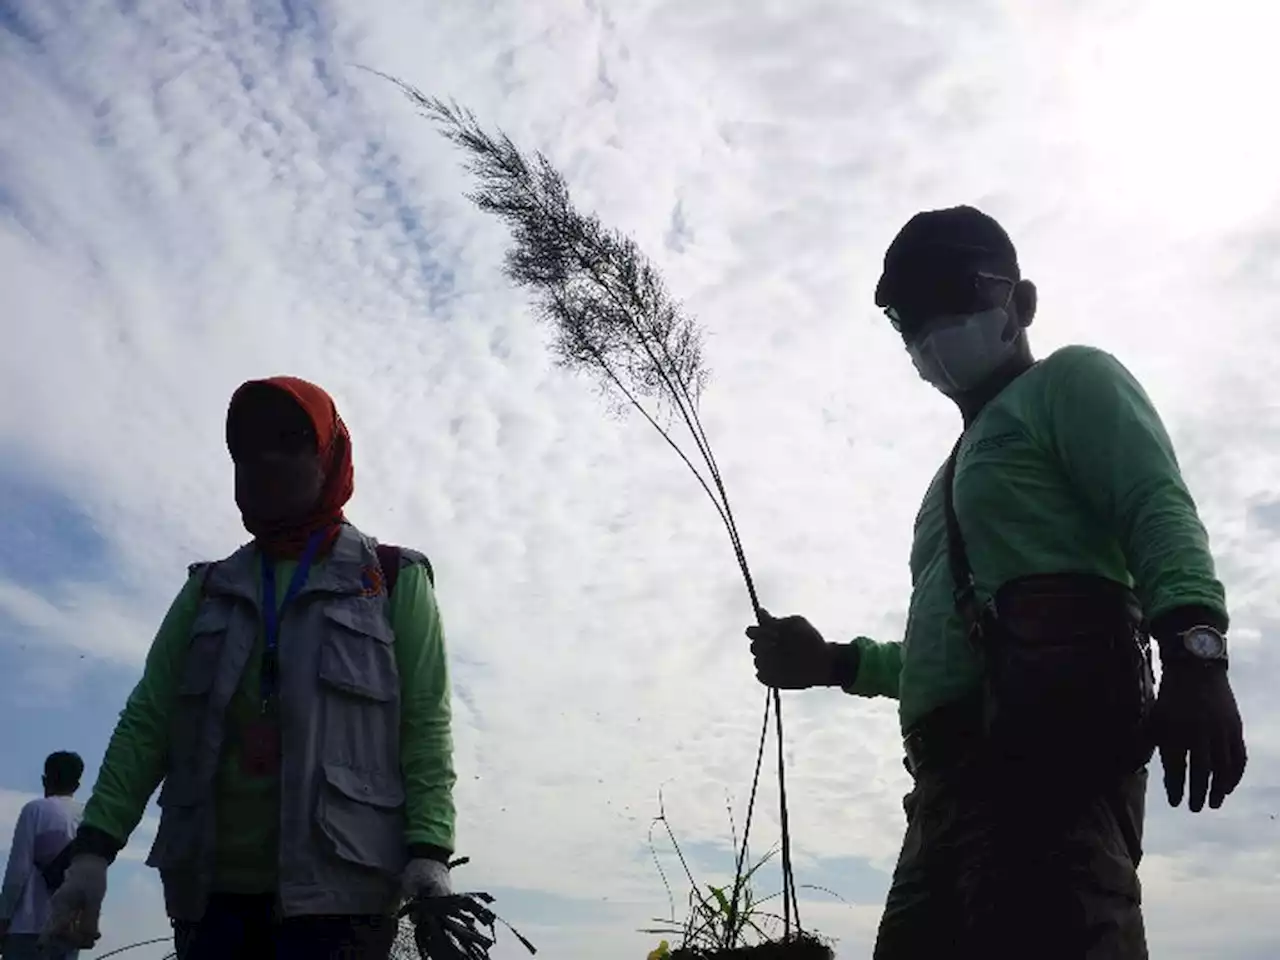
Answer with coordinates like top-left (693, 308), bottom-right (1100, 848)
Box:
top-left (884, 272), bottom-right (1016, 338)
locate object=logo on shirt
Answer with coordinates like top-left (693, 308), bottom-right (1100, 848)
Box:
top-left (360, 563), bottom-right (386, 597)
top-left (965, 431), bottom-right (1023, 457)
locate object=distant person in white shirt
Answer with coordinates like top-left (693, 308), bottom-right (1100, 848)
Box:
top-left (0, 753), bottom-right (85, 960)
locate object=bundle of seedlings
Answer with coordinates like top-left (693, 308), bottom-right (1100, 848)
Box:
top-left (643, 797), bottom-right (834, 960)
top-left (390, 858), bottom-right (537, 960)
top-left (370, 68), bottom-right (824, 956)
top-left (392, 892), bottom-right (537, 960)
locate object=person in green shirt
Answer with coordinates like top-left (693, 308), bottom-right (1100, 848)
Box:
top-left (43, 376), bottom-right (457, 960)
top-left (748, 207), bottom-right (1246, 959)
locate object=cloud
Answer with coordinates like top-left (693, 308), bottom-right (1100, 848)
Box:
top-left (3, 0), bottom-right (1280, 956)
top-left (0, 790), bottom-right (33, 840)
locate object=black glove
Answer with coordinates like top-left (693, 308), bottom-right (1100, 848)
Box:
top-left (746, 609), bottom-right (853, 690)
top-left (1151, 661), bottom-right (1246, 812)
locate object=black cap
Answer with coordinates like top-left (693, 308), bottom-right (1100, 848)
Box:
top-left (875, 205), bottom-right (1020, 308)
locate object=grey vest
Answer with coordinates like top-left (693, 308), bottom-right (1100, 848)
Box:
top-left (145, 524), bottom-right (427, 920)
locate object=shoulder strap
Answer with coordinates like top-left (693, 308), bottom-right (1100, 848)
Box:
top-left (942, 435), bottom-right (981, 627)
top-left (376, 544), bottom-right (403, 598)
top-left (941, 360), bottom-right (1046, 622)
top-left (188, 561), bottom-right (216, 599)
top-left (375, 544), bottom-right (435, 598)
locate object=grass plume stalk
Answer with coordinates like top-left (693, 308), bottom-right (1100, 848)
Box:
top-left (367, 69), bottom-right (802, 942)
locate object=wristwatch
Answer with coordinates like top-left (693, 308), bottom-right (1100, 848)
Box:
top-left (1167, 625), bottom-right (1228, 664)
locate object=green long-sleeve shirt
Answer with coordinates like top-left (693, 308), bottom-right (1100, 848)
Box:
top-left (81, 554), bottom-right (456, 891)
top-left (846, 345), bottom-right (1227, 732)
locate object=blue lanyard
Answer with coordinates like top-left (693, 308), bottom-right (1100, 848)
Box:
top-left (260, 531), bottom-right (324, 705)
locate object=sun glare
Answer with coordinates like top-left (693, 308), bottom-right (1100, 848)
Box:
top-left (1058, 2), bottom-right (1280, 231)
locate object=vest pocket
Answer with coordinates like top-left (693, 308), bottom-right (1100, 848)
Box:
top-left (318, 600), bottom-right (401, 774)
top-left (179, 604), bottom-right (231, 696)
top-left (316, 762), bottom-right (407, 874)
top-left (145, 777), bottom-right (207, 871)
top-left (318, 602), bottom-right (398, 702)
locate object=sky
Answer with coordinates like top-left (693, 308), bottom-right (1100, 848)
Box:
top-left (2, 0), bottom-right (1279, 957)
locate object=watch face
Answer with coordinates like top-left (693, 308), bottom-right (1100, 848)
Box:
top-left (1186, 628), bottom-right (1226, 659)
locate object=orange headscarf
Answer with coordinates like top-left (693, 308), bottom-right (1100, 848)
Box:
top-left (227, 376), bottom-right (355, 558)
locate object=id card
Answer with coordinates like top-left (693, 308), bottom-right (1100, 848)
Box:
top-left (240, 717), bottom-right (281, 777)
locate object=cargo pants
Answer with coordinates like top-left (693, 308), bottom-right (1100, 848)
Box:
top-left (872, 762), bottom-right (1149, 960)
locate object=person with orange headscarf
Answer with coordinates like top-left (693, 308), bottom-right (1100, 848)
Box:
top-left (41, 377), bottom-right (457, 960)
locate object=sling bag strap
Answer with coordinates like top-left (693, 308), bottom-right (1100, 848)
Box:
top-left (942, 434), bottom-right (982, 630)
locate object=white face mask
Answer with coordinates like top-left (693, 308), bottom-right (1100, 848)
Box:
top-left (906, 307), bottom-right (1017, 395)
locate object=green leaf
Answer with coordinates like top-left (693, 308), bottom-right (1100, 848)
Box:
top-left (710, 885), bottom-right (731, 917)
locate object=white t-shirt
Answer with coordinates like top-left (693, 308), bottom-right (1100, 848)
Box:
top-left (0, 795), bottom-right (84, 935)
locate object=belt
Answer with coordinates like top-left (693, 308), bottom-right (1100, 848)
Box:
top-left (902, 693), bottom-right (986, 777)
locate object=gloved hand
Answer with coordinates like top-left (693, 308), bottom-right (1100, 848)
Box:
top-left (1151, 662), bottom-right (1246, 812)
top-left (745, 609), bottom-right (838, 690)
top-left (401, 858), bottom-right (452, 901)
top-left (41, 854), bottom-right (108, 950)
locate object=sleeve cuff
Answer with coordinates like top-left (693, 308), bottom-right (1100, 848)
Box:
top-left (407, 843), bottom-right (453, 864)
top-left (72, 824), bottom-right (126, 864)
top-left (1150, 604), bottom-right (1230, 668)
